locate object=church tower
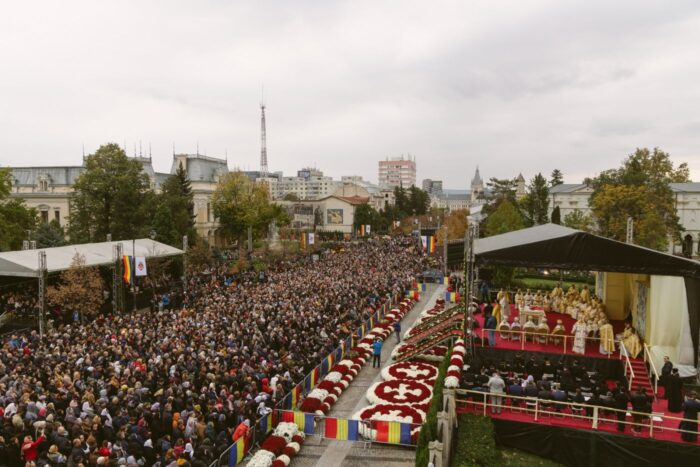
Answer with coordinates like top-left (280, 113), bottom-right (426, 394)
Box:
top-left (470, 166), bottom-right (484, 202)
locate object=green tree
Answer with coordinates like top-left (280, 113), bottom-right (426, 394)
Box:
top-left (550, 169), bottom-right (564, 187)
top-left (486, 200), bottom-right (524, 236)
top-left (486, 177), bottom-right (517, 204)
top-left (551, 205), bottom-right (561, 224)
top-left (520, 173), bottom-right (550, 226)
top-left (408, 186), bottom-right (430, 216)
top-left (69, 144), bottom-right (153, 242)
top-left (563, 208), bottom-right (592, 232)
top-left (33, 220), bottom-right (66, 248)
top-left (152, 163), bottom-right (196, 247)
top-left (0, 168), bottom-right (37, 251)
top-left (46, 252), bottom-right (105, 322)
top-left (354, 203), bottom-right (382, 232)
top-left (585, 147), bottom-right (687, 250)
top-left (212, 171), bottom-right (288, 246)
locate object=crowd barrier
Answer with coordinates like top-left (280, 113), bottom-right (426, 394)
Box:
top-left (212, 290), bottom-right (412, 467)
top-left (455, 388), bottom-right (699, 441)
top-left (277, 410), bottom-right (420, 446)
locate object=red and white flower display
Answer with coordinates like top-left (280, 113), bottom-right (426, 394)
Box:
top-left (367, 380), bottom-right (433, 405)
top-left (381, 361), bottom-right (438, 385)
top-left (353, 403), bottom-right (425, 440)
top-left (445, 339), bottom-right (465, 389)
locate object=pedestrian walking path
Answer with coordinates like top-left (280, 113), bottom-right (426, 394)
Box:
top-left (289, 283), bottom-right (446, 467)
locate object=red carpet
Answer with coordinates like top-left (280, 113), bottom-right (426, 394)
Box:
top-left (464, 305), bottom-right (696, 445)
top-left (473, 305), bottom-right (623, 359)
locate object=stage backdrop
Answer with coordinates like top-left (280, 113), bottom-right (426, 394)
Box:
top-left (648, 275), bottom-right (695, 375)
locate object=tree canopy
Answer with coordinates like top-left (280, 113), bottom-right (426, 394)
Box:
top-left (69, 144), bottom-right (152, 242)
top-left (550, 169), bottom-right (564, 187)
top-left (586, 147), bottom-right (688, 250)
top-left (152, 162), bottom-right (196, 248)
top-left (0, 168), bottom-right (37, 251)
top-left (563, 208), bottom-right (592, 232)
top-left (212, 171), bottom-right (288, 245)
top-left (551, 205), bottom-right (561, 225)
top-left (46, 252), bottom-right (105, 321)
top-left (485, 199), bottom-right (524, 237)
top-left (520, 173), bottom-right (550, 226)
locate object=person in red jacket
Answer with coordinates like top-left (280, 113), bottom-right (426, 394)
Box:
top-left (21, 432), bottom-right (45, 462)
top-left (232, 419), bottom-right (250, 442)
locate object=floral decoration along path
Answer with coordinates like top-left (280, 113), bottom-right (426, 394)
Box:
top-left (288, 282), bottom-right (446, 467)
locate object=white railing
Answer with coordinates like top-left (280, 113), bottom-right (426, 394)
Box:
top-left (619, 344), bottom-right (635, 391)
top-left (478, 328), bottom-right (616, 358)
top-left (643, 343), bottom-right (659, 396)
top-left (455, 388), bottom-right (698, 440)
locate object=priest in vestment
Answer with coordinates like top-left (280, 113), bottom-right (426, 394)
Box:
top-left (621, 324), bottom-right (642, 358)
top-left (599, 323), bottom-right (615, 355)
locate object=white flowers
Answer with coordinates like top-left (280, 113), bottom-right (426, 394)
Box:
top-left (273, 422), bottom-right (302, 443)
top-left (247, 449), bottom-right (276, 467)
top-left (444, 376), bottom-right (460, 388)
top-left (324, 371), bottom-right (343, 383)
top-left (275, 454), bottom-right (291, 466)
top-left (307, 388), bottom-right (329, 401)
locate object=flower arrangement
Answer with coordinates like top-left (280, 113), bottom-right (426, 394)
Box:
top-left (260, 435), bottom-right (288, 456)
top-left (247, 449), bottom-right (276, 467)
top-left (381, 361), bottom-right (438, 384)
top-left (353, 403), bottom-right (425, 440)
top-left (367, 380), bottom-right (433, 405)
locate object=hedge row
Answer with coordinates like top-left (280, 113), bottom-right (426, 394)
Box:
top-left (415, 347), bottom-right (452, 467)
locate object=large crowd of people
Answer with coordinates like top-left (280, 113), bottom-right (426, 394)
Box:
top-left (0, 237), bottom-right (427, 466)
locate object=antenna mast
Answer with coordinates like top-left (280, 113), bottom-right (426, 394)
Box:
top-left (260, 90), bottom-right (269, 177)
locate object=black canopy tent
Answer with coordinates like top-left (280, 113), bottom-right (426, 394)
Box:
top-left (473, 223), bottom-right (700, 365)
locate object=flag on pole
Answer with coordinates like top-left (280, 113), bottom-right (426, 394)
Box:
top-left (428, 236), bottom-right (436, 254)
top-left (359, 225), bottom-right (365, 237)
top-left (420, 236), bottom-right (428, 251)
top-left (365, 224), bottom-right (371, 235)
top-left (134, 256), bottom-right (147, 276)
top-left (300, 233), bottom-right (306, 249)
top-left (308, 232), bottom-right (315, 245)
top-left (122, 256), bottom-right (133, 284)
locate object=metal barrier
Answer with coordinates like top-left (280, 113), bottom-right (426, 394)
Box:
top-left (455, 388), bottom-right (699, 440)
top-left (276, 409), bottom-right (420, 447)
top-left (210, 291), bottom-right (409, 466)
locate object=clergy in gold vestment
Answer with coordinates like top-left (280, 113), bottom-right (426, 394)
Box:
top-left (621, 324), bottom-right (642, 358)
top-left (599, 323), bottom-right (615, 355)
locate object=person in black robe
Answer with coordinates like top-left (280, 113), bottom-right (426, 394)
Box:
top-left (680, 391), bottom-right (700, 442)
top-left (660, 356), bottom-right (673, 399)
top-left (666, 368), bottom-right (683, 413)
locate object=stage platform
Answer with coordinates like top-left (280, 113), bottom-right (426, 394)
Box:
top-left (459, 306), bottom-right (697, 447)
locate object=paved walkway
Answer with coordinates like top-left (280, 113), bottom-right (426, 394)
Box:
top-left (290, 283), bottom-right (445, 467)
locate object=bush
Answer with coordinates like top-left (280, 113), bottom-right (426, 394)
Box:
top-left (454, 414), bottom-right (500, 467)
top-left (415, 347), bottom-right (452, 467)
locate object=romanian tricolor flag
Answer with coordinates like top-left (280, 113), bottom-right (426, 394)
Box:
top-left (373, 421), bottom-right (412, 444)
top-left (445, 291), bottom-right (460, 303)
top-left (404, 290), bottom-right (419, 300)
top-left (122, 256), bottom-right (133, 284)
top-left (258, 412), bottom-right (273, 436)
top-left (281, 411), bottom-right (315, 435)
top-left (439, 276), bottom-right (448, 285)
top-left (360, 225), bottom-right (365, 237)
top-left (291, 385), bottom-right (302, 409)
top-left (324, 418), bottom-right (359, 441)
top-left (310, 367), bottom-right (320, 388)
top-left (428, 236), bottom-right (436, 254)
top-left (417, 283), bottom-right (427, 292)
top-left (228, 436), bottom-right (248, 466)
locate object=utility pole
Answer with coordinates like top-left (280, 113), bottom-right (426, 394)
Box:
top-left (37, 251), bottom-right (47, 339)
top-left (112, 243), bottom-right (122, 314)
top-left (132, 239), bottom-right (137, 312)
top-left (182, 235), bottom-right (188, 295)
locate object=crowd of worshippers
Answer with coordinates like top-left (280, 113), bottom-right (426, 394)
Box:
top-left (0, 237), bottom-right (427, 467)
top-left (1, 284), bottom-right (39, 319)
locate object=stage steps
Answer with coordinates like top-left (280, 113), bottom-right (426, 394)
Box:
top-left (628, 358), bottom-right (655, 397)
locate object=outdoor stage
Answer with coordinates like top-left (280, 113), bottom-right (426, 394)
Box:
top-left (456, 305), bottom-right (696, 448)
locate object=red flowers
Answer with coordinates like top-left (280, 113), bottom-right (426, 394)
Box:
top-left (367, 380), bottom-right (433, 405)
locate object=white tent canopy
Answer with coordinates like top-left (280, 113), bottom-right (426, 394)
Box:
top-left (0, 239), bottom-right (184, 277)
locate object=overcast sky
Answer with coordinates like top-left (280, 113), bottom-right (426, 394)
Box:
top-left (2, 1), bottom-right (700, 188)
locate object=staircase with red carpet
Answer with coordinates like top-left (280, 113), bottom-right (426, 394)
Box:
top-left (628, 358), bottom-right (656, 398)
